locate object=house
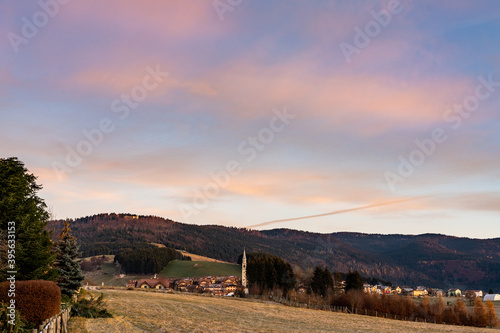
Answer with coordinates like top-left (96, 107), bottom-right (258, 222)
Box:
top-left (428, 289), bottom-right (443, 297)
top-left (393, 286), bottom-right (402, 294)
top-left (371, 285), bottom-right (391, 294)
top-left (415, 286), bottom-right (428, 296)
top-left (198, 278), bottom-right (212, 287)
top-left (411, 289), bottom-right (425, 297)
top-left (222, 276), bottom-right (239, 284)
top-left (186, 285), bottom-right (200, 293)
top-left (465, 290), bottom-right (483, 298)
top-left (448, 289), bottom-right (462, 297)
top-left (205, 284), bottom-right (224, 296)
top-left (483, 294), bottom-right (500, 301)
top-left (379, 286), bottom-right (392, 294)
top-left (363, 283), bottom-right (373, 294)
top-left (224, 283), bottom-right (238, 294)
top-left (176, 278), bottom-right (194, 291)
top-left (401, 288), bottom-right (414, 296)
top-left (135, 278), bottom-right (170, 289)
top-left (126, 280), bottom-right (138, 288)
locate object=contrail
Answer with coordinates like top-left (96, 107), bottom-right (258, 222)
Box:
top-left (247, 196), bottom-right (432, 229)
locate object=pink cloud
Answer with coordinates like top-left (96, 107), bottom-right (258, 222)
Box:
top-left (202, 58), bottom-right (473, 132)
top-left (60, 1), bottom-right (225, 41)
top-left (66, 65), bottom-right (216, 99)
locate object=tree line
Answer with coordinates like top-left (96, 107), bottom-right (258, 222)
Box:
top-left (1, 158), bottom-right (89, 330)
top-left (0, 157), bottom-right (83, 296)
top-left (327, 292), bottom-right (498, 327)
top-left (114, 247), bottom-right (190, 274)
top-left (239, 252), bottom-right (296, 294)
top-left (292, 265), bottom-right (498, 328)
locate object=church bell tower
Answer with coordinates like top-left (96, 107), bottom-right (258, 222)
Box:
top-left (242, 248), bottom-right (248, 294)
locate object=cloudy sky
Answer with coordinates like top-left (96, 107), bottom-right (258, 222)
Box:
top-left (1, 1), bottom-right (499, 238)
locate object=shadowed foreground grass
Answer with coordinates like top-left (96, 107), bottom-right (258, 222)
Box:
top-left (70, 290), bottom-right (495, 333)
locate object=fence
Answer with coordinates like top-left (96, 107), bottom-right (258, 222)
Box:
top-left (32, 307), bottom-right (71, 333)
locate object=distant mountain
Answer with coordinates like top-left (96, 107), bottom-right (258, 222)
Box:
top-left (48, 213), bottom-right (500, 291)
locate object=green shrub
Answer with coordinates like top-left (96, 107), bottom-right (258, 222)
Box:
top-left (0, 301), bottom-right (32, 333)
top-left (71, 292), bottom-right (113, 318)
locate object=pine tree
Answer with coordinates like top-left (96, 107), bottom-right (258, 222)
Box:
top-left (55, 220), bottom-right (84, 297)
top-left (0, 157), bottom-right (57, 281)
top-left (0, 231), bottom-right (7, 281)
top-left (311, 266), bottom-right (333, 297)
top-left (345, 271), bottom-right (364, 293)
top-left (311, 266), bottom-right (325, 296)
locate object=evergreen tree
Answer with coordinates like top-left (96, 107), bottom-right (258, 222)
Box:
top-left (344, 270), bottom-right (364, 293)
top-left (114, 247), bottom-right (179, 274)
top-left (0, 231), bottom-right (7, 281)
top-left (55, 220), bottom-right (84, 297)
top-left (0, 157), bottom-right (57, 281)
top-left (310, 266), bottom-right (333, 297)
top-left (245, 252), bottom-right (295, 293)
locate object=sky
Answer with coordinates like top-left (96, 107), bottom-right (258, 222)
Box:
top-left (1, 1), bottom-right (499, 238)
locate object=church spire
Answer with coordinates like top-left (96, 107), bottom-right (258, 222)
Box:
top-left (242, 248), bottom-right (247, 291)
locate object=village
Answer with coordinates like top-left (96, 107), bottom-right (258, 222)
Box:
top-left (361, 284), bottom-right (491, 300)
top-left (125, 275), bottom-right (241, 296)
top-left (121, 275), bottom-right (500, 302)
top-left (85, 250), bottom-right (500, 303)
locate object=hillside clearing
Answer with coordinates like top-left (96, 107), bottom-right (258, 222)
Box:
top-left (72, 290), bottom-right (495, 333)
top-left (160, 260), bottom-right (241, 278)
top-left (176, 250), bottom-right (229, 263)
top-left (81, 256), bottom-right (154, 287)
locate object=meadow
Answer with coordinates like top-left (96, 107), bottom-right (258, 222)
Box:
top-left (160, 260), bottom-right (241, 278)
top-left (69, 290), bottom-right (496, 333)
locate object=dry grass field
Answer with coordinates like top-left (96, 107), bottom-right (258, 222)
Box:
top-left (176, 250), bottom-right (229, 263)
top-left (69, 290), bottom-right (497, 333)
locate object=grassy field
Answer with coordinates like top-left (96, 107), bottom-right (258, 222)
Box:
top-left (160, 260), bottom-right (241, 278)
top-left (81, 256), bottom-right (155, 287)
top-left (69, 290), bottom-right (496, 333)
top-left (81, 255), bottom-right (240, 287)
top-left (177, 250), bottom-right (229, 263)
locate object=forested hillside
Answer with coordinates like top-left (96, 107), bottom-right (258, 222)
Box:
top-left (114, 247), bottom-right (189, 274)
top-left (48, 213), bottom-right (500, 291)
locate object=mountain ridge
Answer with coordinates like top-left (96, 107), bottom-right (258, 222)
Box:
top-left (47, 213), bottom-right (500, 291)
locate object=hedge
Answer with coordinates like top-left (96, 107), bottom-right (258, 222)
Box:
top-left (0, 280), bottom-right (61, 325)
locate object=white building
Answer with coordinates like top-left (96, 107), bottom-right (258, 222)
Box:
top-left (483, 294), bottom-right (500, 301)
